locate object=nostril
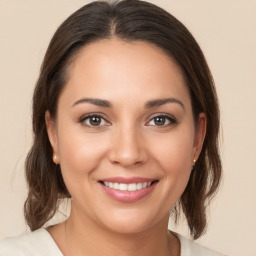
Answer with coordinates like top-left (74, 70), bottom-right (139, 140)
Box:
top-left (110, 156), bottom-right (145, 167)
top-left (108, 134), bottom-right (148, 167)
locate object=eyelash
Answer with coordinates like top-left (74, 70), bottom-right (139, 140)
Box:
top-left (79, 113), bottom-right (177, 128)
top-left (145, 113), bottom-right (177, 127)
top-left (79, 113), bottom-right (111, 128)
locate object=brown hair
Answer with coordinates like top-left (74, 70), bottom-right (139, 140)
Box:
top-left (24, 0), bottom-right (221, 239)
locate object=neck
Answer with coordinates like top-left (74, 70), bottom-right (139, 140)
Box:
top-left (64, 205), bottom-right (180, 256)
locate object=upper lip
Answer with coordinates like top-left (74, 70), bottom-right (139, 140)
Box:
top-left (99, 177), bottom-right (158, 184)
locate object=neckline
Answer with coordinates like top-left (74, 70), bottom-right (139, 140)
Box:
top-left (38, 228), bottom-right (64, 255)
top-left (169, 230), bottom-right (184, 256)
top-left (41, 228), bottom-right (184, 256)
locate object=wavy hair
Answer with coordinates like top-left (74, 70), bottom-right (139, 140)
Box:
top-left (24, 0), bottom-right (221, 239)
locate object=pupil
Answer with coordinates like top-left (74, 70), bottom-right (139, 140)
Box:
top-left (90, 116), bottom-right (101, 126)
top-left (155, 117), bottom-right (165, 125)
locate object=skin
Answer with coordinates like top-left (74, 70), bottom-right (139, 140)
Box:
top-left (46, 38), bottom-right (206, 256)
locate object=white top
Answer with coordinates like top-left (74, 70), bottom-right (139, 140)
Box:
top-left (0, 229), bottom-right (225, 256)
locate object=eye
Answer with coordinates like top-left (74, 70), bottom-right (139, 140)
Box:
top-left (80, 114), bottom-right (110, 127)
top-left (146, 114), bottom-right (176, 127)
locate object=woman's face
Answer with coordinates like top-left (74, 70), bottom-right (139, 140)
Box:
top-left (46, 38), bottom-right (206, 234)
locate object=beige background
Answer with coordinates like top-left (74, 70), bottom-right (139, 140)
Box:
top-left (0, 1), bottom-right (255, 255)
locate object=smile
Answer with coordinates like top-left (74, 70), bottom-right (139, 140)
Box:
top-left (102, 181), bottom-right (153, 191)
top-left (99, 178), bottom-right (158, 203)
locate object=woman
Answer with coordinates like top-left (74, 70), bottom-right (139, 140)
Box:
top-left (0, 0), bottom-right (224, 255)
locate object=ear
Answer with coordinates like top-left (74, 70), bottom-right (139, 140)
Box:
top-left (45, 110), bottom-right (59, 164)
top-left (192, 112), bottom-right (207, 164)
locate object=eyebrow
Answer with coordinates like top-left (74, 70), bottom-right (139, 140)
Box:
top-left (145, 98), bottom-right (185, 109)
top-left (72, 97), bottom-right (184, 109)
top-left (72, 98), bottom-right (112, 108)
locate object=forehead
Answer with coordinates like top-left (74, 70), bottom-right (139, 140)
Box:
top-left (60, 38), bottom-right (191, 107)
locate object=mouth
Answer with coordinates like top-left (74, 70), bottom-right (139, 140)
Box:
top-left (98, 177), bottom-right (159, 203)
top-left (99, 180), bottom-right (158, 192)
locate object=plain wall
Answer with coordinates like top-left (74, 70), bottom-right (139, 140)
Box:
top-left (0, 1), bottom-right (255, 255)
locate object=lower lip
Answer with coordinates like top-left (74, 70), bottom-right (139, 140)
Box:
top-left (99, 182), bottom-right (157, 203)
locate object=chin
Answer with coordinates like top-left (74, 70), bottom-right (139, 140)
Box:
top-left (95, 207), bottom-right (168, 235)
top-left (103, 219), bottom-right (154, 235)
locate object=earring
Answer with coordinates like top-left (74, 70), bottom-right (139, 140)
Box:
top-left (53, 154), bottom-right (58, 164)
top-left (193, 159), bottom-right (196, 163)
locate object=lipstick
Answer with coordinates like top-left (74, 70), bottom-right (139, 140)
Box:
top-left (98, 177), bottom-right (158, 203)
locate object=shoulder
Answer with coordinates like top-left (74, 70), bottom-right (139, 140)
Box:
top-left (0, 229), bottom-right (63, 256)
top-left (175, 233), bottom-right (225, 256)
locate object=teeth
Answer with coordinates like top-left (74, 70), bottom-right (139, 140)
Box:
top-left (119, 184), bottom-right (128, 191)
top-left (113, 183), bottom-right (119, 189)
top-left (103, 181), bottom-right (153, 191)
top-left (136, 183), bottom-right (142, 190)
top-left (128, 183), bottom-right (137, 191)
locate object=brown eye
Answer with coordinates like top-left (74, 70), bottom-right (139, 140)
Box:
top-left (88, 116), bottom-right (102, 126)
top-left (146, 114), bottom-right (177, 127)
top-left (80, 114), bottom-right (110, 127)
top-left (154, 116), bottom-right (166, 126)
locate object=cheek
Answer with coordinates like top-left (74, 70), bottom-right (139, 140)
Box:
top-left (56, 125), bottom-right (109, 184)
top-left (150, 128), bottom-right (194, 192)
top-left (153, 130), bottom-right (194, 169)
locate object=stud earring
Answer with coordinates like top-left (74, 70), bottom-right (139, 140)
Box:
top-left (53, 154), bottom-right (58, 164)
top-left (192, 159), bottom-right (196, 168)
top-left (191, 158), bottom-right (197, 170)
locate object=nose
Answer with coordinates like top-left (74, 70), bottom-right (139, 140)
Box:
top-left (108, 124), bottom-right (148, 168)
